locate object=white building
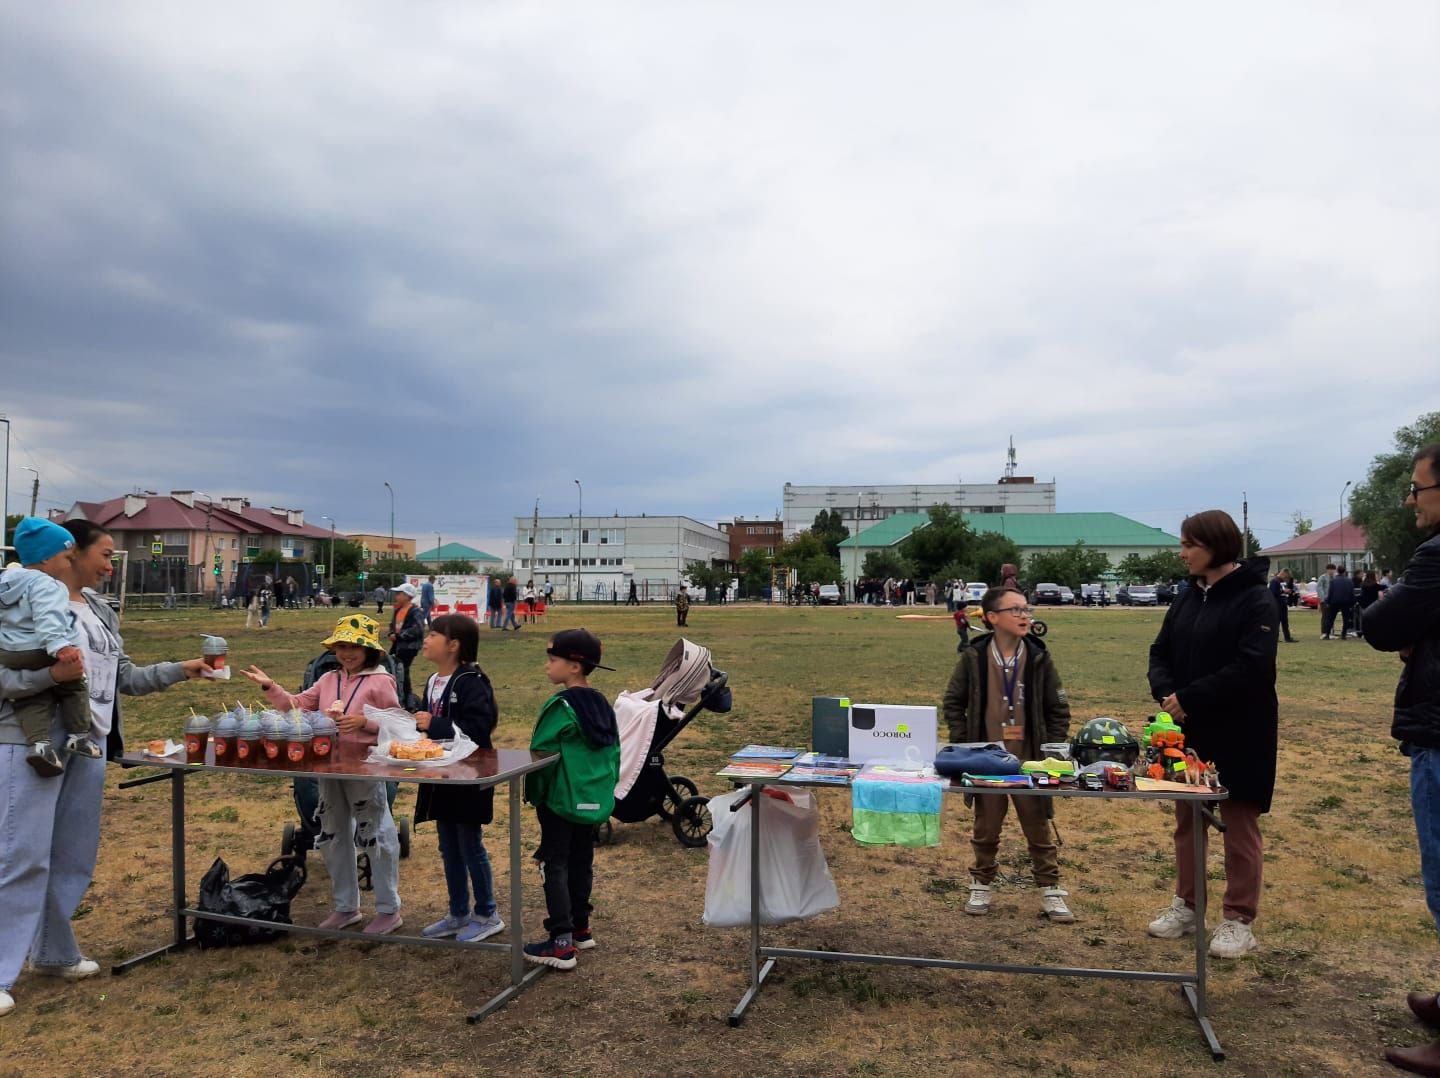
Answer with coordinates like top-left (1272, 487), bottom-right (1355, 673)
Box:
top-left (783, 480), bottom-right (1055, 538)
top-left (511, 515), bottom-right (729, 601)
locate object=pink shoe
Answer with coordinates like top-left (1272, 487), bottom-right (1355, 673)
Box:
top-left (317, 911), bottom-right (363, 931)
top-left (363, 912), bottom-right (403, 935)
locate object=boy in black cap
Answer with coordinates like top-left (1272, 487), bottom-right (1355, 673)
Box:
top-left (523, 629), bottom-right (620, 969)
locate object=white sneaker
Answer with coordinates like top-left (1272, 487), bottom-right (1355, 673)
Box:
top-left (964, 880), bottom-right (992, 916)
top-left (1208, 918), bottom-right (1258, 959)
top-left (0, 989), bottom-right (13, 1016)
top-left (1039, 886), bottom-right (1075, 923)
top-left (1147, 896), bottom-right (1197, 939)
top-left (32, 958), bottom-right (99, 980)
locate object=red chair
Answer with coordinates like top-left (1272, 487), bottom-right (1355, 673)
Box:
top-left (455, 602), bottom-right (479, 620)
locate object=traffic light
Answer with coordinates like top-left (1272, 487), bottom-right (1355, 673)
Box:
top-left (213, 554), bottom-right (222, 578)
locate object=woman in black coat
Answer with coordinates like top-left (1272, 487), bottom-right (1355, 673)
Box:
top-left (1145, 510), bottom-right (1278, 961)
top-left (412, 615), bottom-right (502, 943)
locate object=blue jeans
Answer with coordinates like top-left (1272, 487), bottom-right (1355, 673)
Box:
top-left (502, 602), bottom-right (519, 630)
top-left (1410, 745), bottom-right (1440, 936)
top-left (436, 819), bottom-right (496, 919)
top-left (488, 606), bottom-right (502, 629)
top-left (0, 745), bottom-right (106, 990)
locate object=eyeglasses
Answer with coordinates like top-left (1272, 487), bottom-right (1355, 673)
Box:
top-left (995, 605), bottom-right (1034, 617)
top-left (1409, 481), bottom-right (1440, 498)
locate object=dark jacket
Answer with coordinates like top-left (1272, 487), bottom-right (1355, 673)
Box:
top-left (1148, 558), bottom-right (1279, 811)
top-left (414, 665), bottom-right (498, 826)
top-left (1363, 533), bottom-right (1440, 748)
top-left (1359, 582), bottom-right (1382, 609)
top-left (502, 580), bottom-right (517, 604)
top-left (1327, 573), bottom-right (1356, 608)
top-left (389, 605), bottom-right (424, 658)
top-left (942, 631), bottom-right (1071, 757)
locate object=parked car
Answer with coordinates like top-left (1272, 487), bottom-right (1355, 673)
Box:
top-left (817, 583), bottom-right (843, 605)
top-left (1080, 583), bottom-right (1110, 607)
top-left (966, 582), bottom-right (988, 603)
top-left (1298, 581), bottom-right (1319, 609)
top-left (1117, 584), bottom-right (1158, 606)
top-left (1057, 586), bottom-right (1076, 605)
top-left (1033, 583), bottom-right (1064, 605)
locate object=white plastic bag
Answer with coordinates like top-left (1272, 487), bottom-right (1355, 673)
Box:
top-left (362, 704), bottom-right (476, 766)
top-left (703, 788), bottom-right (840, 927)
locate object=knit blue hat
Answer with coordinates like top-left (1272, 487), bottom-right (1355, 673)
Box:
top-left (14, 517), bottom-right (75, 567)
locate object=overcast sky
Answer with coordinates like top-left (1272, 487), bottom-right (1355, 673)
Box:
top-left (3, 1), bottom-right (1437, 554)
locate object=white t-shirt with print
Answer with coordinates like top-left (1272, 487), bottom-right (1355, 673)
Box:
top-left (71, 600), bottom-right (121, 740)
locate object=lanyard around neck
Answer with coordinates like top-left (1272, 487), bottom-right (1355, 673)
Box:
top-left (990, 640), bottom-right (1022, 720)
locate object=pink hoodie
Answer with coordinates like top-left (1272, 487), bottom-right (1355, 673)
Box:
top-left (262, 664), bottom-right (399, 732)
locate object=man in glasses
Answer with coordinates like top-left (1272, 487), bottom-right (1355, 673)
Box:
top-left (1365, 443), bottom-right (1440, 1076)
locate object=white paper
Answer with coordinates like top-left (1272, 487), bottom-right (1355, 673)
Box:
top-left (200, 666), bottom-right (232, 680)
top-left (143, 739), bottom-right (184, 758)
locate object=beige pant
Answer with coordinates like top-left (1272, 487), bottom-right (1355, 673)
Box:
top-left (970, 794), bottom-right (1059, 887)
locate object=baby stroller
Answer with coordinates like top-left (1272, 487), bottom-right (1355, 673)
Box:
top-left (597, 639), bottom-right (732, 849)
top-left (279, 650), bottom-right (417, 889)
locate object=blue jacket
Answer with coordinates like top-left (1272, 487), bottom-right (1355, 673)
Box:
top-left (0, 567), bottom-right (76, 654)
top-left (1364, 533), bottom-right (1440, 748)
top-left (1328, 573), bottom-right (1356, 608)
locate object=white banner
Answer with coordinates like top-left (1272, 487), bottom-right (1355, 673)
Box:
top-left (406, 574), bottom-right (490, 621)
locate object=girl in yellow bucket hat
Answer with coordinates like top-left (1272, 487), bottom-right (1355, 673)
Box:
top-left (241, 614), bottom-right (408, 934)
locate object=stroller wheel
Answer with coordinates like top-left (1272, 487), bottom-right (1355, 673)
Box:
top-left (592, 820), bottom-right (615, 847)
top-left (659, 776), bottom-right (699, 821)
top-left (672, 796), bottom-right (713, 848)
top-left (281, 821), bottom-right (296, 858)
top-left (397, 816), bottom-right (411, 858)
top-left (1030, 619), bottom-right (1049, 638)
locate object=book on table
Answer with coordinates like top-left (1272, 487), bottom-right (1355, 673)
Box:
top-left (717, 760), bottom-right (795, 779)
top-left (730, 745), bottom-right (804, 761)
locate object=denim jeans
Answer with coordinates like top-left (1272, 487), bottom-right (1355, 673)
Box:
top-left (315, 778), bottom-right (400, 915)
top-left (0, 745), bottom-right (106, 990)
top-left (1409, 745), bottom-right (1440, 936)
top-left (488, 606), bottom-right (502, 629)
top-left (502, 602), bottom-right (519, 630)
top-left (436, 819), bottom-right (497, 919)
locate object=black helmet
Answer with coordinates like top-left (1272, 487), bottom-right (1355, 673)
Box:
top-left (1070, 717), bottom-right (1140, 767)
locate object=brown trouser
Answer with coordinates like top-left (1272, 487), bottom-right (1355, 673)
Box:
top-left (1173, 798), bottom-right (1263, 924)
top-left (970, 794), bottom-right (1059, 887)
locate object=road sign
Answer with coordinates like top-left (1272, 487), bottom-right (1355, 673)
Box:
top-left (150, 542), bottom-right (163, 555)
top-left (316, 564), bottom-right (326, 576)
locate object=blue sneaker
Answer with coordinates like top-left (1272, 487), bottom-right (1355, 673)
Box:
top-left (456, 912), bottom-right (505, 943)
top-left (523, 936), bottom-right (577, 970)
top-left (421, 914), bottom-right (467, 939)
top-left (573, 927), bottom-right (595, 950)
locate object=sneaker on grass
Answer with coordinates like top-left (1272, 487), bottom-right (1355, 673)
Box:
top-left (1039, 886), bottom-right (1075, 923)
top-left (457, 912), bottom-right (505, 943)
top-left (1146, 896), bottom-right (1197, 939)
top-left (1208, 918), bottom-right (1258, 959)
top-left (963, 880), bottom-right (991, 917)
top-left (523, 936), bottom-right (577, 970)
top-left (421, 914), bottom-right (467, 939)
top-left (572, 927), bottom-right (595, 950)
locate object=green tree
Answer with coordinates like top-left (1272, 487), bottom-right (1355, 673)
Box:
top-left (1117, 550), bottom-right (1186, 583)
top-left (438, 559), bottom-right (477, 574)
top-left (898, 505), bottom-right (969, 579)
top-left (1288, 511), bottom-right (1313, 537)
top-left (737, 548), bottom-right (772, 597)
top-left (810, 510), bottom-right (850, 558)
top-left (862, 549), bottom-right (910, 579)
top-left (1242, 526), bottom-right (1262, 560)
top-left (684, 560), bottom-right (730, 600)
top-left (1024, 542), bottom-right (1111, 591)
top-left (332, 538), bottom-right (365, 578)
top-left (970, 533), bottom-right (1023, 587)
top-left (1351, 412), bottom-right (1440, 571)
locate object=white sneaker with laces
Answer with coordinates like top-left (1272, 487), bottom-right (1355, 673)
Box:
top-left (32, 958), bottom-right (99, 980)
top-left (1208, 918), bottom-right (1258, 959)
top-left (0, 989), bottom-right (13, 1016)
top-left (1039, 886), bottom-right (1075, 923)
top-left (964, 880), bottom-right (992, 916)
top-left (1147, 896), bottom-right (1197, 939)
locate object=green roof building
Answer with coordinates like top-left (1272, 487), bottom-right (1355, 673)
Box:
top-left (837, 512), bottom-right (1180, 582)
top-left (417, 541), bottom-right (503, 566)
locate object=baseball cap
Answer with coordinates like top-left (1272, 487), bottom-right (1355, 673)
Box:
top-left (546, 628), bottom-right (615, 672)
top-left (390, 583), bottom-right (418, 598)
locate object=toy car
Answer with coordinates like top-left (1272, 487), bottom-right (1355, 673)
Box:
top-left (1103, 766), bottom-right (1134, 791)
top-left (1078, 771), bottom-right (1106, 791)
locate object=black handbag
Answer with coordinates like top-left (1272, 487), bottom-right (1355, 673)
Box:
top-left (935, 743), bottom-right (1021, 777)
top-left (194, 856), bottom-right (307, 948)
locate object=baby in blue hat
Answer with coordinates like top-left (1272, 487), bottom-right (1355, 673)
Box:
top-left (0, 518), bottom-right (95, 775)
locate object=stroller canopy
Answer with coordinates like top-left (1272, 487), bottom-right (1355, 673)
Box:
top-left (651, 639), bottom-right (713, 709)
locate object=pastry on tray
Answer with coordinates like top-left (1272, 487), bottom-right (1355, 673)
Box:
top-left (388, 739), bottom-right (445, 761)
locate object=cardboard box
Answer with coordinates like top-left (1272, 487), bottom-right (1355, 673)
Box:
top-left (847, 703), bottom-right (938, 765)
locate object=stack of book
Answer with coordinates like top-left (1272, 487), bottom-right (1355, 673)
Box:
top-left (787, 752), bottom-right (859, 785)
top-left (716, 745), bottom-right (802, 780)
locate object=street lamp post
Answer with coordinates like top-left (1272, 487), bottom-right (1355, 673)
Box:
top-left (322, 516), bottom-right (336, 596)
top-left (384, 481), bottom-right (395, 587)
top-left (574, 479), bottom-right (583, 603)
top-left (435, 532), bottom-right (441, 570)
top-left (1339, 480), bottom-right (1353, 571)
top-left (191, 492), bottom-right (215, 601)
top-left (22, 466), bottom-right (38, 516)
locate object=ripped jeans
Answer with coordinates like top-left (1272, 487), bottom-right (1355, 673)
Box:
top-left (315, 778), bottom-right (400, 915)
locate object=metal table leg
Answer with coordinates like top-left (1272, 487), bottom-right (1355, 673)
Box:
top-left (1182, 798), bottom-right (1226, 1060)
top-left (466, 776), bottom-right (546, 1023)
top-left (729, 784), bottom-right (774, 1026)
top-left (113, 768), bottom-right (196, 974)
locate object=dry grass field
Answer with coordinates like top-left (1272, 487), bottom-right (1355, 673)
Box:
top-left (0, 601), bottom-right (1429, 1077)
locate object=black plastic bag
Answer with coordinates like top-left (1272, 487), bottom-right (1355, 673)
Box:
top-left (194, 856), bottom-right (307, 949)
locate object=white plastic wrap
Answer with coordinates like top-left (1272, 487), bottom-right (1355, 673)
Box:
top-left (703, 788), bottom-right (839, 928)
